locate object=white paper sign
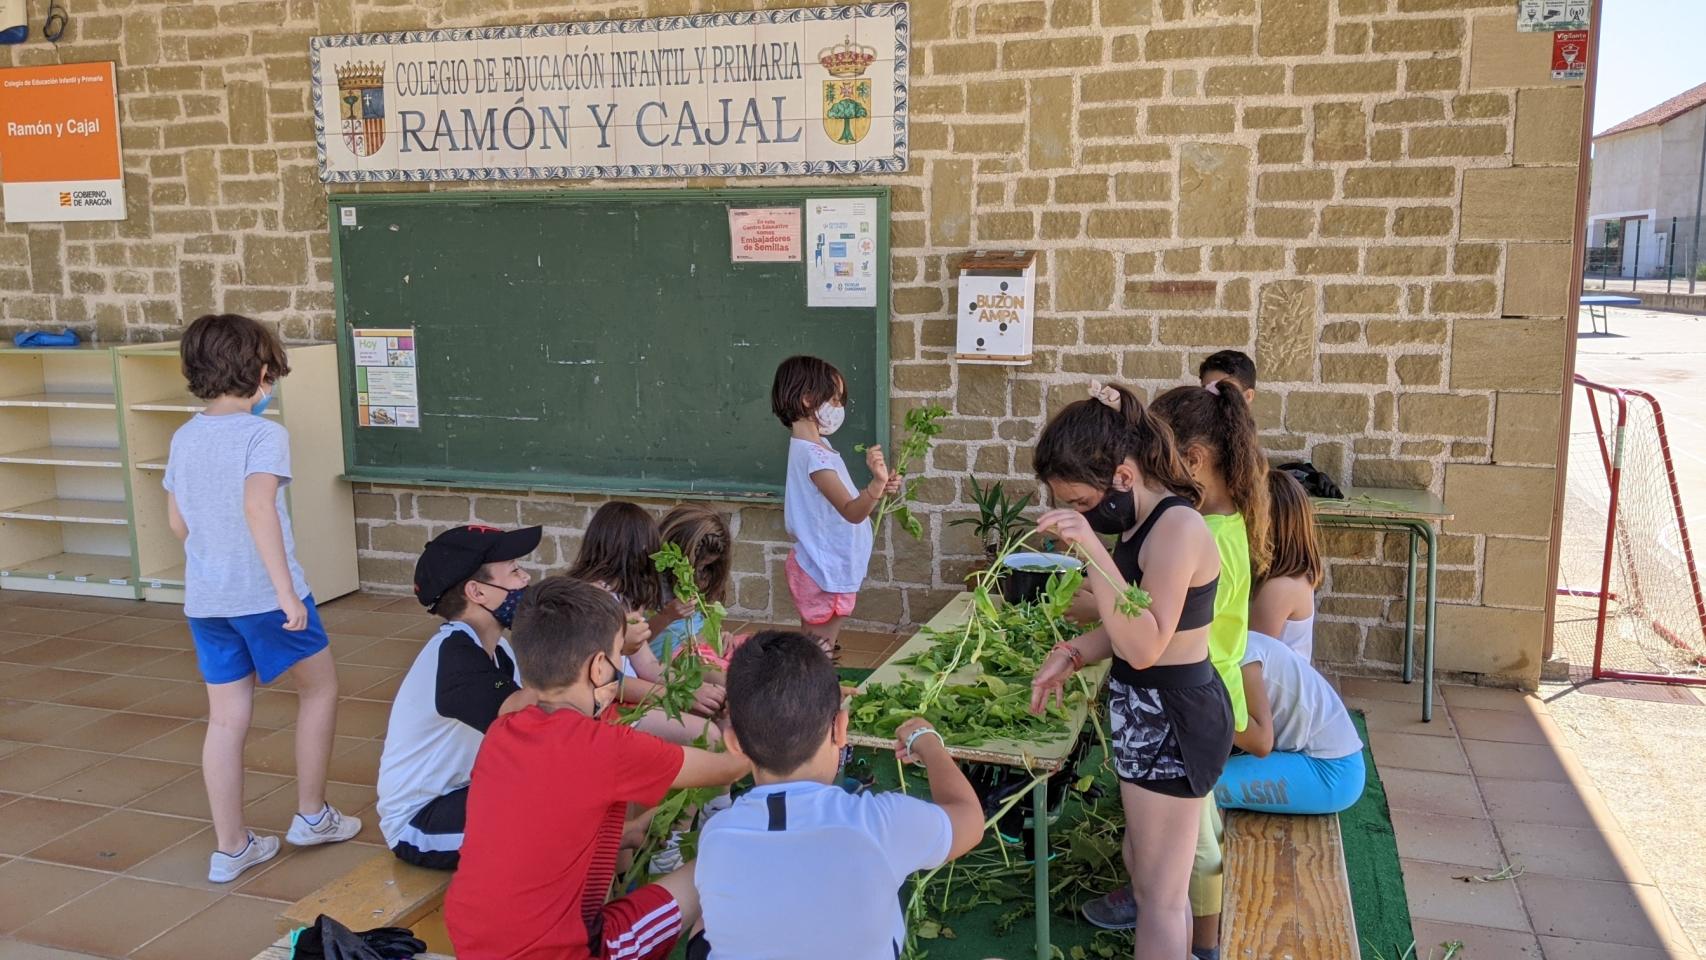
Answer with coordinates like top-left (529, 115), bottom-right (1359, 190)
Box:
top-left (1518, 0), bottom-right (1590, 32)
top-left (805, 197), bottom-right (877, 308)
top-left (353, 327), bottom-right (420, 428)
top-left (310, 5), bottom-right (910, 183)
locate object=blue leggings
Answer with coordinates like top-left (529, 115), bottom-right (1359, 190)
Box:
top-left (1213, 750), bottom-right (1366, 815)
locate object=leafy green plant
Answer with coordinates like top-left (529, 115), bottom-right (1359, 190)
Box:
top-left (949, 476), bottom-right (1034, 556)
top-left (857, 404), bottom-right (949, 541)
top-left (612, 544), bottom-right (737, 890)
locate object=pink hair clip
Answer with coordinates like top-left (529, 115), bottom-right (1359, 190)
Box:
top-left (1087, 379), bottom-right (1121, 411)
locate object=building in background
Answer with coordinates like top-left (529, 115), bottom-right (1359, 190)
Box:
top-left (1588, 81), bottom-right (1706, 278)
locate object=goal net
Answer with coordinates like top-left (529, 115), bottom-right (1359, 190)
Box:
top-left (1557, 376), bottom-right (1706, 682)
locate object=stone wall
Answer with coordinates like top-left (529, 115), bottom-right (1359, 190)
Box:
top-left (0, 0), bottom-right (1587, 687)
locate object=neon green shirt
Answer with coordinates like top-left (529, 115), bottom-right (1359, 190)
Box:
top-left (1204, 513), bottom-right (1251, 731)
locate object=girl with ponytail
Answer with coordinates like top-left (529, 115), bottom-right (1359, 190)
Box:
top-left (1028, 380), bottom-right (1234, 960)
top-left (1146, 381), bottom-right (1272, 959)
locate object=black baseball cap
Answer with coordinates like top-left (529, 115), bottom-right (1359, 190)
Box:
top-left (413, 524), bottom-right (543, 611)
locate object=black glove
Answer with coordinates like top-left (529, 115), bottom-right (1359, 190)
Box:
top-left (293, 915), bottom-right (426, 960)
top-left (1276, 461), bottom-right (1344, 500)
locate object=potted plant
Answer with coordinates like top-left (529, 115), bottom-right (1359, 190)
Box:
top-left (950, 476), bottom-right (1034, 564)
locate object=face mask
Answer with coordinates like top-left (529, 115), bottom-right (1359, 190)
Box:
top-left (1082, 485), bottom-right (1138, 536)
top-left (588, 654), bottom-right (622, 718)
top-left (476, 583), bottom-right (526, 629)
top-left (251, 386), bottom-right (273, 416)
top-left (815, 403), bottom-right (845, 436)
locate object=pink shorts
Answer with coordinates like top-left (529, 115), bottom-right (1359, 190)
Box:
top-left (785, 550), bottom-right (856, 625)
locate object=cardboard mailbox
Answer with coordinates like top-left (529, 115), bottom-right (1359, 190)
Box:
top-left (954, 249), bottom-right (1037, 365)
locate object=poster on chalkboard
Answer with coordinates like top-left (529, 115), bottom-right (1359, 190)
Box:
top-left (353, 327), bottom-right (419, 428)
top-left (806, 197), bottom-right (877, 307)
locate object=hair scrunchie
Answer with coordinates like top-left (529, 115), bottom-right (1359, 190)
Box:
top-left (1087, 379), bottom-right (1121, 411)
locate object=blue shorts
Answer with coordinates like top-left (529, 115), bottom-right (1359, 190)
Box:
top-left (188, 595), bottom-right (330, 685)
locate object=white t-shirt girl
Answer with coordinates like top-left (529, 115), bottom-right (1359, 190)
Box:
top-left (783, 437), bottom-right (872, 594)
top-left (1244, 631), bottom-right (1362, 760)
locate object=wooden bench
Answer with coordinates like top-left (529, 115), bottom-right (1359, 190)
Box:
top-left (278, 851), bottom-right (453, 954)
top-left (1221, 810), bottom-right (1358, 959)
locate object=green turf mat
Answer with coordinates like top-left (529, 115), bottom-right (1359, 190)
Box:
top-left (1344, 710), bottom-right (1415, 960)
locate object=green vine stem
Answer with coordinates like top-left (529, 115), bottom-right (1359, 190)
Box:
top-left (857, 404), bottom-right (948, 541)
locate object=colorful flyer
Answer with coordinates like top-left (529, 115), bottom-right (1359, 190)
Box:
top-left (0, 62), bottom-right (126, 223)
top-left (805, 197), bottom-right (878, 308)
top-left (1552, 30), bottom-right (1589, 81)
top-left (352, 327), bottom-right (419, 428)
top-left (728, 207), bottom-right (802, 263)
top-left (1519, 0), bottom-right (1589, 32)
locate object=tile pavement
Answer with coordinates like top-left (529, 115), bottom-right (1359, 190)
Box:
top-left (0, 588), bottom-right (1691, 958)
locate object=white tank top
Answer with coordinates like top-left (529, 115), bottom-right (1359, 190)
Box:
top-left (1276, 614), bottom-right (1315, 661)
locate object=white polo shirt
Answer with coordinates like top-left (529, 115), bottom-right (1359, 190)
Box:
top-left (696, 780), bottom-right (953, 960)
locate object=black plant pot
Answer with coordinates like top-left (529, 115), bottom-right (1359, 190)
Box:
top-left (998, 552), bottom-right (1083, 606)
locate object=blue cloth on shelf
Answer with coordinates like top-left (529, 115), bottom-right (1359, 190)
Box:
top-left (12, 329), bottom-right (82, 348)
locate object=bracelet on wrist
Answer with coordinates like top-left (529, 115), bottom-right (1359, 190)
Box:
top-left (1051, 642), bottom-right (1085, 673)
top-left (903, 726), bottom-right (944, 756)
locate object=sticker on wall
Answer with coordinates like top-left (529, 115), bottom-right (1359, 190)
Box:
top-left (1518, 0), bottom-right (1589, 32)
top-left (1552, 30), bottom-right (1589, 81)
top-left (353, 327), bottom-right (420, 428)
top-left (728, 207), bottom-right (802, 263)
top-left (805, 198), bottom-right (877, 308)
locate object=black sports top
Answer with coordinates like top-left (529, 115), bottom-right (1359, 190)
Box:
top-left (1110, 495), bottom-right (1218, 633)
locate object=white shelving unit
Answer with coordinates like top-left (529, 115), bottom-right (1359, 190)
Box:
top-left (0, 343), bottom-right (358, 605)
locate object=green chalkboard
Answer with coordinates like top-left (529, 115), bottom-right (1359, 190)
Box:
top-left (329, 188), bottom-right (889, 500)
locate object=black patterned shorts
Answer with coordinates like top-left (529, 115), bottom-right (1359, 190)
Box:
top-left (1107, 659), bottom-right (1234, 799)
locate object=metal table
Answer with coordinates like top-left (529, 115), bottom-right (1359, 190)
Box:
top-left (848, 592), bottom-right (1107, 960)
top-left (1580, 294), bottom-right (1640, 334)
top-left (1313, 487), bottom-right (1454, 722)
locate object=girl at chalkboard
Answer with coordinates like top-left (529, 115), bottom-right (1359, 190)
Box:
top-left (1026, 381), bottom-right (1232, 960)
top-left (568, 501), bottom-right (724, 747)
top-left (770, 355), bottom-right (900, 651)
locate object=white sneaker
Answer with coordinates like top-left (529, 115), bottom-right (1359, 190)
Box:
top-left (285, 804), bottom-right (362, 846)
top-left (208, 831), bottom-right (280, 883)
top-left (648, 830), bottom-right (685, 875)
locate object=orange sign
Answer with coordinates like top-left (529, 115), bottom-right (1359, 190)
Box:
top-left (0, 61), bottom-right (125, 222)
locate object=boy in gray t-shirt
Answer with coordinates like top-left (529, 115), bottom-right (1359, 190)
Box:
top-left (163, 313), bottom-right (361, 883)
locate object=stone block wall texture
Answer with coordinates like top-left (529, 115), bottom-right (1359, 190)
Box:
top-left (0, 0), bottom-right (1587, 687)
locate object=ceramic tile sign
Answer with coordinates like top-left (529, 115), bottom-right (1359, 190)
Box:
top-left (729, 207), bottom-right (802, 262)
top-left (1552, 30), bottom-right (1589, 81)
top-left (353, 328), bottom-right (420, 428)
top-left (0, 61), bottom-right (125, 222)
top-left (805, 197), bottom-right (878, 307)
top-left (1518, 0), bottom-right (1589, 32)
top-left (310, 4), bottom-right (909, 183)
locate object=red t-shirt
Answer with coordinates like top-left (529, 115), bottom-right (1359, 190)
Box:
top-left (445, 705), bottom-right (685, 960)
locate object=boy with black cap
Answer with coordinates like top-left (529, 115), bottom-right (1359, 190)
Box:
top-left (375, 523), bottom-right (541, 869)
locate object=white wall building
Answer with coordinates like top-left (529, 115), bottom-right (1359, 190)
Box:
top-left (1589, 81), bottom-right (1706, 278)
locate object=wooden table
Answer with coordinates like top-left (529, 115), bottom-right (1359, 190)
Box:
top-left (1312, 487), bottom-right (1454, 722)
top-left (848, 592), bottom-right (1107, 960)
top-left (1580, 294), bottom-right (1641, 334)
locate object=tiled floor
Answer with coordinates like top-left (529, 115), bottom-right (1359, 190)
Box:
top-left (0, 588), bottom-right (1691, 959)
top-left (1341, 676), bottom-right (1699, 959)
top-left (0, 590), bottom-right (907, 960)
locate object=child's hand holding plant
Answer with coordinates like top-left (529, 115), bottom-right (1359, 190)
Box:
top-left (863, 443), bottom-right (891, 497)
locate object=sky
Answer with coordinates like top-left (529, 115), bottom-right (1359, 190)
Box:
top-left (1592, 0), bottom-right (1706, 134)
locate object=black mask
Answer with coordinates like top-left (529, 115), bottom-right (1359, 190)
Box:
top-left (476, 583), bottom-right (527, 629)
top-left (1082, 486), bottom-right (1138, 536)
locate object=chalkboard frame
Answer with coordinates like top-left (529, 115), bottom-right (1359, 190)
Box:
top-left (327, 186), bottom-right (892, 502)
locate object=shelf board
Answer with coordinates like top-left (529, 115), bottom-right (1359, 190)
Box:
top-left (142, 563), bottom-right (186, 586)
top-left (0, 552), bottom-right (134, 585)
top-left (0, 445), bottom-right (125, 468)
top-left (130, 393), bottom-right (281, 417)
top-left (0, 498), bottom-right (131, 525)
top-left (0, 392), bottom-right (117, 410)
